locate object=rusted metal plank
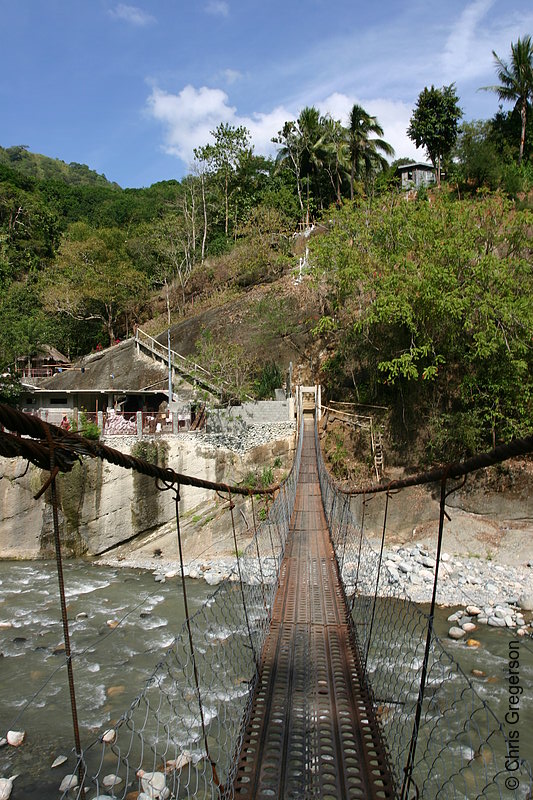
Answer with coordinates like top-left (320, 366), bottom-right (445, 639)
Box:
top-left (233, 421), bottom-right (395, 799)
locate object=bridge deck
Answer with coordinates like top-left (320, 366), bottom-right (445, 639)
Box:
top-left (233, 420), bottom-right (395, 799)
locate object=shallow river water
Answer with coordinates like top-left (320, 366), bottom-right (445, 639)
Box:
top-left (0, 561), bottom-right (532, 798)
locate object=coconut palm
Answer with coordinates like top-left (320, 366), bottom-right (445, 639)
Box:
top-left (321, 116), bottom-right (350, 206)
top-left (483, 35), bottom-right (533, 163)
top-left (346, 104), bottom-right (394, 199)
top-left (273, 106), bottom-right (331, 223)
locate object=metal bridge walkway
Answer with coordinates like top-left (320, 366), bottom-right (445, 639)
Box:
top-left (233, 419), bottom-right (394, 800)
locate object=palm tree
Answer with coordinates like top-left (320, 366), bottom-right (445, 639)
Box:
top-left (273, 107), bottom-right (331, 223)
top-left (483, 35), bottom-right (533, 164)
top-left (321, 116), bottom-right (350, 206)
top-left (346, 104), bottom-right (395, 199)
top-left (297, 106), bottom-right (330, 222)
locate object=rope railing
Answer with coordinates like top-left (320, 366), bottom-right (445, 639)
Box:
top-left (0, 405), bottom-right (304, 799)
top-left (316, 420), bottom-right (533, 799)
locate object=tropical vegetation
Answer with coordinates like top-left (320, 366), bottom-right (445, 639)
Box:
top-left (1, 34), bottom-right (532, 462)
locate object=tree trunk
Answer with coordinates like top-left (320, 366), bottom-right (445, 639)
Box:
top-left (519, 98), bottom-right (527, 165)
top-left (224, 172), bottom-right (229, 236)
top-left (201, 173), bottom-right (207, 263)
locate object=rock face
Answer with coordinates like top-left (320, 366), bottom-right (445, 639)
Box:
top-left (0, 427), bottom-right (295, 560)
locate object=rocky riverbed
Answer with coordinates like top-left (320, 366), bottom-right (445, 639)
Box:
top-left (98, 537), bottom-right (533, 639)
top-left (362, 541), bottom-right (533, 636)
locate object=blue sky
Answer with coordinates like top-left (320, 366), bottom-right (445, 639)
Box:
top-left (2, 1), bottom-right (532, 188)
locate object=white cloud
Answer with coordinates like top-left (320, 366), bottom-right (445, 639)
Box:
top-left (441, 0), bottom-right (497, 82)
top-left (219, 68), bottom-right (243, 85)
top-left (147, 83), bottom-right (294, 165)
top-left (109, 4), bottom-right (156, 26)
top-left (147, 85), bottom-right (236, 162)
top-left (147, 83), bottom-right (424, 169)
top-left (205, 1), bottom-right (229, 17)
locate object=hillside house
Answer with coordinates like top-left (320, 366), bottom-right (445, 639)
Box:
top-left (397, 162), bottom-right (436, 191)
top-left (20, 339), bottom-right (196, 434)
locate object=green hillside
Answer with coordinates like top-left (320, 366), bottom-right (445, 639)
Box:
top-left (1, 78), bottom-right (533, 460)
top-left (0, 145), bottom-right (120, 188)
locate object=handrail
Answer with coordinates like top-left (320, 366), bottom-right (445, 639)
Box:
top-left (136, 328), bottom-right (254, 400)
top-left (136, 328), bottom-right (212, 378)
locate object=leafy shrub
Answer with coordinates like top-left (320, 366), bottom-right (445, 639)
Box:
top-left (254, 362), bottom-right (283, 399)
top-left (70, 410), bottom-right (100, 440)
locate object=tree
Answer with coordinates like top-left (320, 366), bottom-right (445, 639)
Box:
top-left (407, 85), bottom-right (462, 185)
top-left (311, 193), bottom-right (533, 453)
top-left (346, 104), bottom-right (394, 199)
top-left (194, 123), bottom-right (251, 237)
top-left (321, 116), bottom-right (349, 206)
top-left (41, 223), bottom-right (147, 345)
top-left (482, 35), bottom-right (533, 164)
top-left (273, 107), bottom-right (336, 222)
top-left (272, 121), bottom-right (306, 217)
top-left (452, 120), bottom-right (501, 191)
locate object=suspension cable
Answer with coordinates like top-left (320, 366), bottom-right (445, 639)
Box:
top-left (173, 484), bottom-right (220, 787)
top-left (0, 404), bottom-right (278, 497)
top-left (400, 475), bottom-right (452, 800)
top-left (364, 491), bottom-right (390, 672)
top-left (44, 423), bottom-right (85, 792)
top-left (226, 487), bottom-right (258, 669)
top-left (333, 434), bottom-right (533, 496)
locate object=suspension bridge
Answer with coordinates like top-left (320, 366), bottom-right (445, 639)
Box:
top-left (0, 401), bottom-right (532, 799)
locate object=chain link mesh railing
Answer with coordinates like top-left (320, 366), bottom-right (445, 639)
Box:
top-left (0, 405), bottom-right (302, 800)
top-left (315, 421), bottom-right (533, 799)
top-left (51, 416), bottom-right (304, 800)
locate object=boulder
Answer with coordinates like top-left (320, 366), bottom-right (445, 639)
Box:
top-left (518, 593), bottom-right (533, 612)
top-left (448, 626), bottom-right (466, 640)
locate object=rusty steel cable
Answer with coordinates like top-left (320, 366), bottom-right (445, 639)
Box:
top-left (0, 404), bottom-right (278, 496)
top-left (332, 432), bottom-right (533, 495)
top-left (174, 485), bottom-right (221, 789)
top-left (44, 426), bottom-right (86, 793)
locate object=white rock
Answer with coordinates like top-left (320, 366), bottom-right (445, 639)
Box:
top-left (59, 774), bottom-right (78, 792)
top-left (102, 774), bottom-right (122, 788)
top-left (448, 626), bottom-right (466, 640)
top-left (0, 622), bottom-right (13, 629)
top-left (101, 729), bottom-right (116, 744)
top-left (461, 622), bottom-right (477, 633)
top-left (76, 612), bottom-right (88, 620)
top-left (0, 775), bottom-right (18, 800)
top-left (398, 562), bottom-right (412, 574)
top-left (441, 553), bottom-right (450, 562)
top-left (204, 570), bottom-right (224, 586)
top-left (51, 755), bottom-right (68, 768)
top-left (167, 750), bottom-right (192, 771)
top-left (466, 605), bottom-right (481, 616)
top-left (138, 769), bottom-right (167, 798)
top-left (6, 731), bottom-right (25, 747)
top-left (518, 593), bottom-right (533, 612)
top-left (488, 616), bottom-right (506, 628)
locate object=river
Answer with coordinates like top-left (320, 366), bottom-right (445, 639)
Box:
top-left (1, 561), bottom-right (532, 798)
